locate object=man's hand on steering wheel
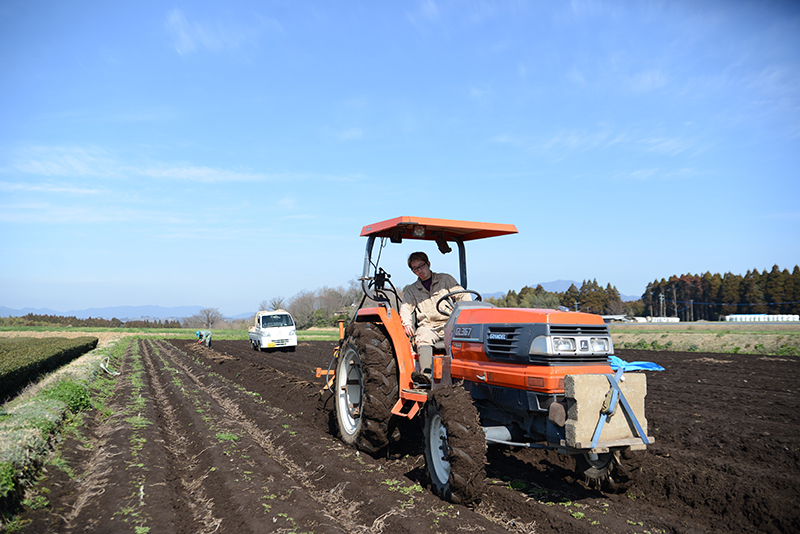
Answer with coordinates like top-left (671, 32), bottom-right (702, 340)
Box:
top-left (435, 289), bottom-right (482, 316)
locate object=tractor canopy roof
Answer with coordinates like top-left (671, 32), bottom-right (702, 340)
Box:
top-left (360, 216), bottom-right (518, 242)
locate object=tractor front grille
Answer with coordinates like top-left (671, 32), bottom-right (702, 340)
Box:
top-left (482, 323), bottom-right (611, 365)
top-left (485, 326), bottom-right (524, 361)
top-left (549, 325), bottom-right (609, 336)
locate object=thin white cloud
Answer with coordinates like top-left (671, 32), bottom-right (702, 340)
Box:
top-left (491, 125), bottom-right (704, 160)
top-left (0, 202), bottom-right (183, 224)
top-left (638, 136), bottom-right (694, 155)
top-left (12, 146), bottom-right (118, 178)
top-left (137, 165), bottom-right (268, 183)
top-left (765, 211), bottom-right (800, 221)
top-left (336, 128), bottom-right (364, 141)
top-left (5, 145), bottom-right (364, 187)
top-left (566, 67), bottom-right (585, 84)
top-left (0, 181), bottom-right (102, 195)
top-left (165, 8), bottom-right (280, 56)
top-left (539, 126), bottom-right (626, 153)
top-left (629, 69), bottom-right (667, 93)
top-left (419, 0), bottom-right (441, 23)
top-left (470, 85), bottom-right (490, 99)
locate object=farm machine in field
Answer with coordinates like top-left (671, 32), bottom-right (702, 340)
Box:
top-left (318, 216), bottom-right (653, 504)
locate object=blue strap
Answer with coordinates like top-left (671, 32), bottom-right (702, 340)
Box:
top-left (589, 368), bottom-right (650, 449)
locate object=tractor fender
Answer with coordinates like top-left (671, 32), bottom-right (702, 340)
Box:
top-left (354, 307), bottom-right (416, 390)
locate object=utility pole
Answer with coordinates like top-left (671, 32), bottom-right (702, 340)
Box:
top-left (690, 299), bottom-right (694, 322)
top-left (672, 286), bottom-right (678, 318)
top-left (659, 294), bottom-right (665, 317)
top-left (574, 301), bottom-right (579, 312)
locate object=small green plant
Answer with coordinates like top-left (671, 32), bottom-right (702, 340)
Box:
top-left (40, 379), bottom-right (91, 413)
top-left (46, 452), bottom-right (75, 479)
top-left (507, 480), bottom-right (526, 490)
top-left (777, 345), bottom-right (798, 356)
top-left (215, 432), bottom-right (240, 442)
top-left (0, 461), bottom-right (16, 498)
top-left (381, 478), bottom-right (423, 495)
top-left (22, 495), bottom-right (49, 510)
top-left (125, 415), bottom-right (152, 429)
top-left (688, 344), bottom-right (699, 352)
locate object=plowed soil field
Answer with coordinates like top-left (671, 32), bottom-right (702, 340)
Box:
top-left (17, 339), bottom-right (800, 533)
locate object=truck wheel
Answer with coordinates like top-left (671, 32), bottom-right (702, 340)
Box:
top-left (575, 451), bottom-right (616, 483)
top-left (423, 385), bottom-right (486, 505)
top-left (334, 323), bottom-right (398, 455)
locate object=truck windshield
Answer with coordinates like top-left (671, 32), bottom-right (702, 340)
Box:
top-left (262, 315), bottom-right (293, 328)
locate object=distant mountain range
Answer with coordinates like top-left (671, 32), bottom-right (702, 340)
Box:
top-left (0, 305), bottom-right (207, 321)
top-left (0, 281), bottom-right (640, 320)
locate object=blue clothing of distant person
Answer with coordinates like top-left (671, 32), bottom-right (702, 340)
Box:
top-left (196, 329), bottom-right (212, 348)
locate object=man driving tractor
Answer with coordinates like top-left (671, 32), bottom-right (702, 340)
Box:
top-left (400, 251), bottom-right (471, 383)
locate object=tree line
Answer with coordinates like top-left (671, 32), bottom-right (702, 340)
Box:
top-left (0, 314), bottom-right (184, 328)
top-left (8, 265), bottom-right (797, 330)
top-left (486, 280), bottom-right (639, 316)
top-left (642, 265), bottom-right (800, 321)
top-left (282, 281), bottom-right (362, 330)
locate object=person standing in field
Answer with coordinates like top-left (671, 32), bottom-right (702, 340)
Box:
top-left (400, 251), bottom-right (471, 383)
top-left (196, 329), bottom-right (212, 348)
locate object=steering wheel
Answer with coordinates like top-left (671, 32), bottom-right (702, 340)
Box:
top-left (435, 289), bottom-right (482, 316)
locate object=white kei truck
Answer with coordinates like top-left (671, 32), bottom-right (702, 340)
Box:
top-left (248, 310), bottom-right (298, 352)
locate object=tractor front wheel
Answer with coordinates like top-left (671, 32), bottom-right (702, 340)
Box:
top-left (334, 323), bottom-right (398, 455)
top-left (423, 385), bottom-right (486, 505)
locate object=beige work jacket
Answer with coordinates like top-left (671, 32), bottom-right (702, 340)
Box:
top-left (400, 272), bottom-right (471, 331)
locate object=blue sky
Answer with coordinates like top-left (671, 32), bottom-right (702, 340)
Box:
top-left (1, 0), bottom-right (798, 316)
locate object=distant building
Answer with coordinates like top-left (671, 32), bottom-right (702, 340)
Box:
top-left (722, 314), bottom-right (799, 322)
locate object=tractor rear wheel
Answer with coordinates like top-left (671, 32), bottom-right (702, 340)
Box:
top-left (423, 385), bottom-right (486, 505)
top-left (334, 322), bottom-right (399, 455)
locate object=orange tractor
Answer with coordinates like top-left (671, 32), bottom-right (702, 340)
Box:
top-left (319, 216), bottom-right (652, 503)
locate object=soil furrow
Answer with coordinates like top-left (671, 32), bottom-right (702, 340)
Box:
top-left (14, 339), bottom-right (799, 534)
top-left (139, 339), bottom-right (223, 533)
top-left (147, 339), bottom-right (353, 533)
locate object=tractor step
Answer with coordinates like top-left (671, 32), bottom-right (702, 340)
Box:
top-left (391, 388), bottom-right (429, 418)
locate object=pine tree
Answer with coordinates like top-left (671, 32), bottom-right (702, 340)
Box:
top-left (719, 273), bottom-right (742, 316)
top-left (763, 265), bottom-right (786, 313)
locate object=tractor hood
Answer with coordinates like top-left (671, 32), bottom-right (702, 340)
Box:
top-left (446, 305), bottom-right (613, 366)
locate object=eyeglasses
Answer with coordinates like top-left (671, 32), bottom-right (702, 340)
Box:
top-left (410, 262), bottom-right (428, 273)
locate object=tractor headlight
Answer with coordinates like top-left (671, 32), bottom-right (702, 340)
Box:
top-left (552, 337), bottom-right (576, 352)
top-left (590, 337), bottom-right (609, 352)
top-left (529, 335), bottom-right (550, 355)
